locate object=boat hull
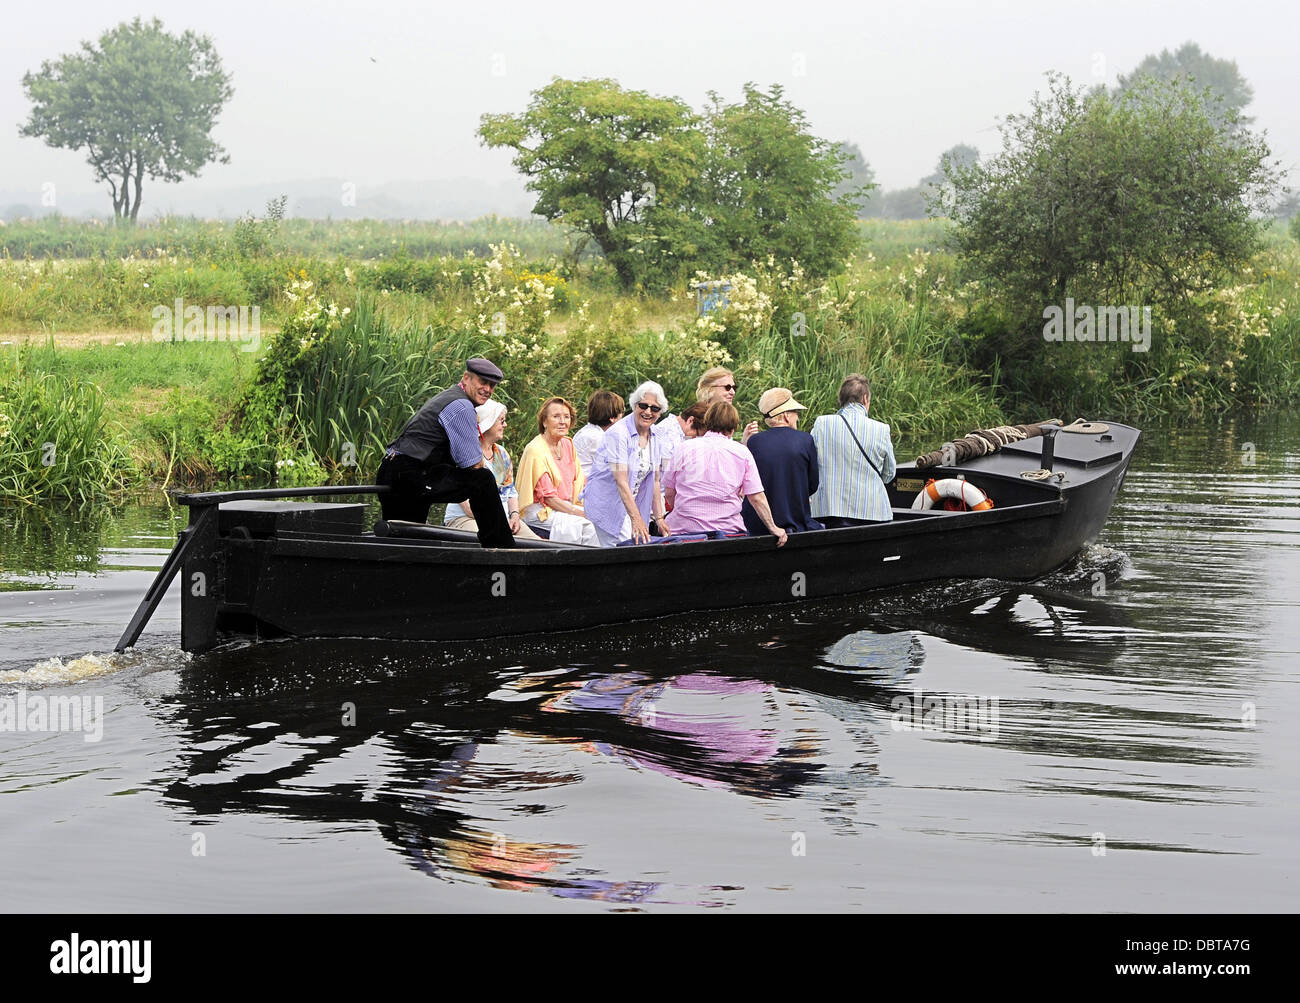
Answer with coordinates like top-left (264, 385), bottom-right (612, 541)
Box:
top-left (162, 422), bottom-right (1139, 652)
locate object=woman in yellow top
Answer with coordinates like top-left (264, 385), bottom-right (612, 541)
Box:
top-left (516, 396), bottom-right (599, 546)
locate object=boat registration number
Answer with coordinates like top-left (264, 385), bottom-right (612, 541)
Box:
top-left (895, 477), bottom-right (924, 493)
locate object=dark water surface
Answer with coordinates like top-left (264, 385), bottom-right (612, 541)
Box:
top-left (2, 414), bottom-right (1297, 912)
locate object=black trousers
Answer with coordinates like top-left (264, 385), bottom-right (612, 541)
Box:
top-left (376, 454), bottom-right (516, 548)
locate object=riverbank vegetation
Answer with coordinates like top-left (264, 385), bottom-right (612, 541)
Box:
top-left (4, 213), bottom-right (1297, 504)
top-left (939, 73), bottom-right (1288, 418)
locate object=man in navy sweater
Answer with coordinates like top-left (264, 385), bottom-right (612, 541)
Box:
top-left (741, 387), bottom-right (824, 536)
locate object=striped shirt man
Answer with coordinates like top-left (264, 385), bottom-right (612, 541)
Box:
top-left (809, 402), bottom-right (896, 523)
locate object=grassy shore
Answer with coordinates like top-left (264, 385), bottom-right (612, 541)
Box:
top-left (2, 216), bottom-right (1297, 504)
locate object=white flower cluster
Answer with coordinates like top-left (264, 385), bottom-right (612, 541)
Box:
top-left (500, 337), bottom-right (552, 362)
top-left (693, 269), bottom-right (775, 338)
top-left (273, 275), bottom-right (349, 353)
top-left (470, 243), bottom-right (556, 341)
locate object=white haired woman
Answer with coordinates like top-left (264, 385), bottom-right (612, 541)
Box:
top-left (581, 380), bottom-right (672, 547)
top-left (444, 400), bottom-right (539, 539)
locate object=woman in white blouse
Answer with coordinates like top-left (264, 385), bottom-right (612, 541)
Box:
top-left (572, 390), bottom-right (625, 472)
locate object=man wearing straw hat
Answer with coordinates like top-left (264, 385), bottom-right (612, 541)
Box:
top-left (375, 357), bottom-right (516, 548)
top-left (741, 387), bottom-right (824, 536)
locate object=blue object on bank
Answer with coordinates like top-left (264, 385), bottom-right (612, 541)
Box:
top-left (695, 280), bottom-right (732, 316)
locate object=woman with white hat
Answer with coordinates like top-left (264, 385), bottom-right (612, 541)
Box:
top-left (444, 399), bottom-right (539, 539)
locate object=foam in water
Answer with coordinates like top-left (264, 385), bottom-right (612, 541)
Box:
top-left (0, 652), bottom-right (120, 687)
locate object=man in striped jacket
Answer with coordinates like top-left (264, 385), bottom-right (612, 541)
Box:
top-left (809, 374), bottom-right (897, 526)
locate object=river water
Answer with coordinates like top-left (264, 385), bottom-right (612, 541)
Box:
top-left (2, 414), bottom-right (1296, 912)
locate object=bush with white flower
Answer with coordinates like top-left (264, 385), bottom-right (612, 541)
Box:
top-left (273, 449), bottom-right (327, 487)
top-left (212, 271), bottom-right (352, 480)
top-left (468, 243), bottom-right (561, 342)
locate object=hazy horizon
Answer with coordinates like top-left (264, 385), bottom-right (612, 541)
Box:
top-left (3, 0), bottom-right (1295, 219)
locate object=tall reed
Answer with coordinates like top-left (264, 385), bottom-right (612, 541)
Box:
top-left (0, 357), bottom-right (129, 504)
top-left (287, 297), bottom-right (494, 479)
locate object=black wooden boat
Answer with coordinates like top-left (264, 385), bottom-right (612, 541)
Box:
top-left (117, 422), bottom-right (1139, 654)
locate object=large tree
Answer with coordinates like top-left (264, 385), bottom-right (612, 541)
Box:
top-left (20, 17), bottom-right (233, 221)
top-left (939, 73), bottom-right (1276, 317)
top-left (938, 72), bottom-right (1279, 410)
top-left (480, 79), bottom-right (859, 288)
top-left (478, 77), bottom-right (706, 289)
top-left (699, 84), bottom-right (859, 278)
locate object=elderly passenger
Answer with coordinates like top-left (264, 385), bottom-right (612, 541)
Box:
top-left (696, 366), bottom-right (736, 404)
top-left (741, 387), bottom-right (823, 535)
top-left (573, 389), bottom-right (625, 472)
top-left (582, 381), bottom-right (671, 547)
top-left (376, 356), bottom-right (514, 548)
top-left (444, 400), bottom-right (539, 539)
top-left (810, 373), bottom-right (896, 526)
top-left (656, 399), bottom-right (708, 466)
top-left (697, 366), bottom-right (758, 441)
top-left (517, 396), bottom-right (598, 545)
top-left (662, 401), bottom-right (787, 547)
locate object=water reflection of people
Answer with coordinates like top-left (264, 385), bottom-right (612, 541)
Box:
top-left (152, 637), bottom-right (847, 906)
top-left (422, 830), bottom-right (660, 903)
top-left (539, 670), bottom-right (820, 794)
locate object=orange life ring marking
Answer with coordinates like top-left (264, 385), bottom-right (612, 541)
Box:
top-left (912, 477), bottom-right (994, 512)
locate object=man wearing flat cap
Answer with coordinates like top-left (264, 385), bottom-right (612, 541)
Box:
top-left (376, 357), bottom-right (516, 547)
top-left (740, 387), bottom-right (824, 536)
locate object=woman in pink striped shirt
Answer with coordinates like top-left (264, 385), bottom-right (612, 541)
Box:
top-left (662, 402), bottom-right (787, 547)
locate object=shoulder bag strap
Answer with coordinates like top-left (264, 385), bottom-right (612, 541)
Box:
top-left (839, 411), bottom-right (885, 481)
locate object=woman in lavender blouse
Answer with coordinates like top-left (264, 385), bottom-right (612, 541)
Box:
top-left (581, 381), bottom-right (671, 547)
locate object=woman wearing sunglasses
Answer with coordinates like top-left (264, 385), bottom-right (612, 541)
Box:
top-left (696, 366), bottom-right (737, 404)
top-left (581, 381), bottom-right (672, 547)
top-left (697, 366), bottom-right (759, 442)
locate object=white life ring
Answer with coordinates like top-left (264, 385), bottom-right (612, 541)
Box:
top-left (911, 478), bottom-right (994, 512)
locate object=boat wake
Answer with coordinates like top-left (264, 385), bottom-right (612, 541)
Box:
top-left (1038, 543), bottom-right (1133, 590)
top-left (0, 652), bottom-right (123, 688)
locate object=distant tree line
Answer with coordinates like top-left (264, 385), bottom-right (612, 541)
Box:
top-left (837, 142), bottom-right (980, 221)
top-left (839, 40), bottom-right (1272, 222)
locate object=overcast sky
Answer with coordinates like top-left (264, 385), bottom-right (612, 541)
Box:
top-left (2, 0), bottom-right (1295, 214)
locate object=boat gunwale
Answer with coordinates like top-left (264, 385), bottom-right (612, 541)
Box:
top-left (253, 496), bottom-right (1070, 566)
